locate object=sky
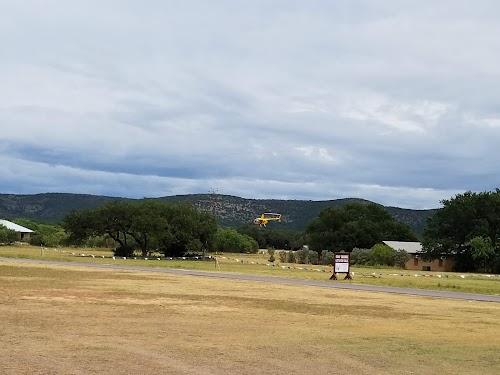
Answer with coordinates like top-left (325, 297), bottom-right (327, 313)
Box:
top-left (1, 1), bottom-right (499, 209)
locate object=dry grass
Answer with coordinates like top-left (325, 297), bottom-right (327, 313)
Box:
top-left (0, 260), bottom-right (499, 374)
top-left (0, 245), bottom-right (499, 295)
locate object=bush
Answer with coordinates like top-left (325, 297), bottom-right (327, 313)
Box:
top-left (214, 228), bottom-right (259, 253)
top-left (268, 249), bottom-right (276, 262)
top-left (394, 249), bottom-right (410, 268)
top-left (350, 248), bottom-right (371, 265)
top-left (295, 248), bottom-right (309, 264)
top-left (14, 219), bottom-right (67, 247)
top-left (370, 244), bottom-right (396, 266)
top-left (278, 250), bottom-right (287, 263)
top-left (321, 250), bottom-right (335, 265)
top-left (83, 235), bottom-right (114, 248)
top-left (0, 226), bottom-right (18, 245)
top-left (308, 251), bottom-right (319, 264)
top-left (286, 251), bottom-right (296, 263)
top-left (113, 245), bottom-right (134, 257)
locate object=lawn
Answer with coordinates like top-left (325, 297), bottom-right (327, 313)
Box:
top-left (0, 260), bottom-right (499, 374)
top-left (0, 245), bottom-right (499, 295)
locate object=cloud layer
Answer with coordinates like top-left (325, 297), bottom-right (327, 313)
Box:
top-left (1, 1), bottom-right (499, 208)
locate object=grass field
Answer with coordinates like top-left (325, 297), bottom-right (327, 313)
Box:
top-left (0, 245), bottom-right (499, 295)
top-left (0, 260), bottom-right (499, 374)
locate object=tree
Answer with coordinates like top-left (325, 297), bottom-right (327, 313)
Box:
top-left (422, 190), bottom-right (500, 272)
top-left (237, 225), bottom-right (304, 250)
top-left (369, 244), bottom-right (396, 266)
top-left (0, 225), bottom-right (18, 245)
top-left (63, 201), bottom-right (217, 257)
top-left (64, 201), bottom-right (135, 256)
top-left (470, 236), bottom-right (495, 273)
top-left (213, 228), bottom-right (258, 253)
top-left (158, 204), bottom-right (217, 257)
top-left (14, 219), bottom-right (67, 247)
top-left (306, 203), bottom-right (417, 253)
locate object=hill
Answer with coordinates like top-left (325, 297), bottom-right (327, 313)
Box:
top-left (0, 193), bottom-right (435, 236)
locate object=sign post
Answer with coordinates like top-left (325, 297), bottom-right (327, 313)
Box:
top-left (330, 252), bottom-right (352, 280)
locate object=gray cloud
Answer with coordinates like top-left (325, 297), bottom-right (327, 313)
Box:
top-left (1, 1), bottom-right (499, 208)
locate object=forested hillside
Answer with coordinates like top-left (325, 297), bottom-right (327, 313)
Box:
top-left (0, 193), bottom-right (435, 236)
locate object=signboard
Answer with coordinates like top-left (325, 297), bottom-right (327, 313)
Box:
top-left (334, 253), bottom-right (350, 273)
top-left (330, 252), bottom-right (352, 280)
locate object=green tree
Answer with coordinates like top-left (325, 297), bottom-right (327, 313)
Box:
top-left (422, 190), bottom-right (500, 272)
top-left (64, 201), bottom-right (217, 257)
top-left (213, 228), bottom-right (258, 253)
top-left (306, 203), bottom-right (417, 253)
top-left (237, 225), bottom-right (304, 250)
top-left (14, 219), bottom-right (67, 247)
top-left (470, 236), bottom-right (495, 273)
top-left (64, 201), bottom-right (135, 256)
top-left (0, 225), bottom-right (18, 245)
top-left (369, 243), bottom-right (396, 266)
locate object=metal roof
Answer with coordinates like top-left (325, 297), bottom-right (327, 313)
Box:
top-left (0, 219), bottom-right (34, 233)
top-left (383, 241), bottom-right (422, 254)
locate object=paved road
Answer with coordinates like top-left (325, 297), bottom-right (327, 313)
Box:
top-left (1, 257), bottom-right (499, 303)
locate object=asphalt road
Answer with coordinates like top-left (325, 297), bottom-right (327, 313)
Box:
top-left (1, 257), bottom-right (499, 303)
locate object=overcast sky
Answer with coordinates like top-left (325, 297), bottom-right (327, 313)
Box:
top-left (1, 1), bottom-right (499, 208)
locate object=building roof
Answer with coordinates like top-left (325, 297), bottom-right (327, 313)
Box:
top-left (0, 219), bottom-right (34, 233)
top-left (383, 241), bottom-right (422, 254)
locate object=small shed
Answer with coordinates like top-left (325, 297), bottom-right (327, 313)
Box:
top-left (383, 240), bottom-right (454, 272)
top-left (0, 219), bottom-right (34, 242)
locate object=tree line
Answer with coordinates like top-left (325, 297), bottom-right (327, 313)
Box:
top-left (4, 189), bottom-right (500, 273)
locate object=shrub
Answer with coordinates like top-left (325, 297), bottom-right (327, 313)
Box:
top-left (83, 235), bottom-right (114, 248)
top-left (321, 250), bottom-right (335, 265)
top-left (286, 251), bottom-right (296, 263)
top-left (14, 219), bottom-right (67, 247)
top-left (214, 228), bottom-right (259, 253)
top-left (0, 226), bottom-right (18, 245)
top-left (113, 245), bottom-right (134, 257)
top-left (278, 250), bottom-right (287, 263)
top-left (394, 249), bottom-right (410, 268)
top-left (308, 251), bottom-right (319, 264)
top-left (370, 244), bottom-right (396, 266)
top-left (295, 248), bottom-right (309, 264)
top-left (350, 248), bottom-right (371, 265)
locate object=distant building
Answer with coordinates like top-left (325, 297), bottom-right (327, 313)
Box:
top-left (0, 219), bottom-right (34, 242)
top-left (383, 240), bottom-right (455, 272)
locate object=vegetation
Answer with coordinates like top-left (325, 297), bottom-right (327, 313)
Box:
top-left (267, 248), bottom-right (275, 262)
top-left (63, 201), bottom-right (217, 257)
top-left (306, 203), bottom-right (417, 255)
top-left (0, 225), bottom-right (17, 245)
top-left (13, 219), bottom-right (67, 247)
top-left (236, 225), bottom-right (305, 250)
top-left (350, 245), bottom-right (410, 267)
top-left (0, 193), bottom-right (434, 235)
top-left (213, 228), bottom-right (258, 253)
top-left (423, 190), bottom-right (500, 273)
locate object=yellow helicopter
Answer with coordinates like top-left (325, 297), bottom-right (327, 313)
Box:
top-left (253, 213), bottom-right (282, 227)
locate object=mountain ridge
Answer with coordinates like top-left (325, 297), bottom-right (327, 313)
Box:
top-left (0, 192), bottom-right (436, 236)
